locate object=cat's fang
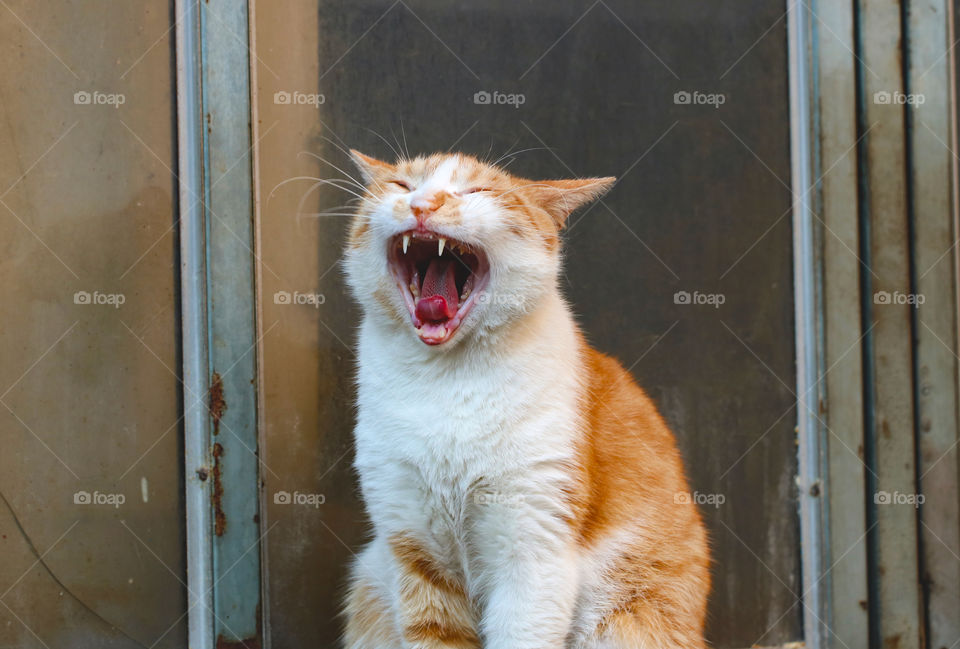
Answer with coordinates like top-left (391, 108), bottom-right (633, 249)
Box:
top-left (386, 231), bottom-right (490, 345)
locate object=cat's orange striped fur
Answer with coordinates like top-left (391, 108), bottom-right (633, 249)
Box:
top-left (342, 150), bottom-right (710, 648)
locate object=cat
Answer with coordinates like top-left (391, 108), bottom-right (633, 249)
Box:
top-left (341, 150), bottom-right (710, 649)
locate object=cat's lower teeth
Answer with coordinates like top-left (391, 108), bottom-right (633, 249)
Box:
top-left (410, 282), bottom-right (419, 297)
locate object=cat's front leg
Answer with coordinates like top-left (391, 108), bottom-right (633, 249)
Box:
top-left (387, 532), bottom-right (481, 649)
top-left (473, 494), bottom-right (580, 649)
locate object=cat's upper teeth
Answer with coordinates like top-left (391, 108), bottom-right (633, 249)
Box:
top-left (402, 234), bottom-right (410, 254)
top-left (438, 238), bottom-right (446, 256)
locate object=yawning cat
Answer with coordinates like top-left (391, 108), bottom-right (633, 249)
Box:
top-left (341, 150), bottom-right (710, 649)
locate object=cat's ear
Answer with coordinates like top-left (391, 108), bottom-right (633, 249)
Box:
top-left (528, 177), bottom-right (617, 227)
top-left (349, 150), bottom-right (396, 185)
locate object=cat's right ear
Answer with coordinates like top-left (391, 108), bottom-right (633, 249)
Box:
top-left (349, 150), bottom-right (395, 185)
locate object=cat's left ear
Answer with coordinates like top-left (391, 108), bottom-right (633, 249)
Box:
top-left (349, 149), bottom-right (396, 185)
top-left (529, 177), bottom-right (617, 228)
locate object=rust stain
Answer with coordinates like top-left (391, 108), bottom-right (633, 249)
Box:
top-left (212, 442), bottom-right (226, 536)
top-left (209, 372), bottom-right (227, 435)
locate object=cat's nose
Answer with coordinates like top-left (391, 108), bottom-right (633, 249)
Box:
top-left (410, 192), bottom-right (446, 223)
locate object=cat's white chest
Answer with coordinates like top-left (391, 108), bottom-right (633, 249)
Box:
top-left (352, 310), bottom-right (582, 543)
top-left (355, 326), bottom-right (557, 480)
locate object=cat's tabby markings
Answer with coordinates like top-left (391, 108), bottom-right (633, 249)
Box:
top-left (341, 151), bottom-right (709, 649)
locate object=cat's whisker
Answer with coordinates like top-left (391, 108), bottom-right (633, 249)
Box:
top-left (297, 213), bottom-right (361, 219)
top-left (364, 128), bottom-right (404, 162)
top-left (389, 125), bottom-right (408, 162)
top-left (289, 179), bottom-right (367, 223)
top-left (298, 151), bottom-right (373, 195)
top-left (270, 175), bottom-right (369, 200)
top-left (309, 133), bottom-right (376, 180)
top-left (491, 145), bottom-right (547, 168)
top-left (485, 136), bottom-right (521, 167)
top-left (399, 120), bottom-right (411, 160)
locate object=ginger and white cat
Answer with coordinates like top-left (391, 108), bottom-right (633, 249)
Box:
top-left (341, 150), bottom-right (709, 649)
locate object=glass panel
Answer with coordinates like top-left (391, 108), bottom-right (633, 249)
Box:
top-left (253, 2), bottom-right (801, 646)
top-left (0, 2), bottom-right (185, 646)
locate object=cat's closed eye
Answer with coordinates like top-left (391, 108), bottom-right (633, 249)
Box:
top-left (389, 179), bottom-right (412, 191)
top-left (461, 187), bottom-right (492, 195)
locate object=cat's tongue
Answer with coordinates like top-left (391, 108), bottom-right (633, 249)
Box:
top-left (415, 257), bottom-right (458, 323)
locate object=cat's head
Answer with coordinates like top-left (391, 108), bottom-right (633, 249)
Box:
top-left (343, 151), bottom-right (614, 348)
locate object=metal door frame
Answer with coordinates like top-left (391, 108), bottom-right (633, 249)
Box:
top-left (172, 0), bottom-right (960, 647)
top-left (792, 1), bottom-right (960, 649)
top-left (176, 0), bottom-right (263, 647)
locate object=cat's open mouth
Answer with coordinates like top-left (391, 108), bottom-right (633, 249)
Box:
top-left (387, 230), bottom-right (490, 345)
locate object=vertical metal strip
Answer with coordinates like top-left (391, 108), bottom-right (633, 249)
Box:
top-left (247, 0), bottom-right (272, 643)
top-left (199, 0), bottom-right (263, 644)
top-left (907, 0), bottom-right (960, 644)
top-left (816, 0), bottom-right (871, 643)
top-left (859, 0), bottom-right (923, 646)
top-left (175, 0), bottom-right (215, 647)
top-left (787, 1), bottom-right (827, 647)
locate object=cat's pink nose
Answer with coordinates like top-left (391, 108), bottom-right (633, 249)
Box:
top-left (410, 192), bottom-right (446, 223)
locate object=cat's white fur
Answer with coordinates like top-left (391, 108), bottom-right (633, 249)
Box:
top-left (344, 157), bottom-right (607, 648)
